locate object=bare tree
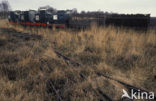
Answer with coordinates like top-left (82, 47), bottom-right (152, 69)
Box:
top-left (0, 0), bottom-right (11, 18)
top-left (72, 8), bottom-right (77, 14)
top-left (38, 5), bottom-right (56, 13)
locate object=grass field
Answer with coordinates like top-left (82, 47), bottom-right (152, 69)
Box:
top-left (0, 20), bottom-right (156, 101)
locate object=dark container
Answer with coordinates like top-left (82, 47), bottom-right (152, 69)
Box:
top-left (105, 14), bottom-right (150, 29)
top-left (8, 11), bottom-right (21, 22)
top-left (20, 10), bottom-right (36, 22)
top-left (56, 10), bottom-right (68, 24)
top-left (52, 10), bottom-right (71, 27)
top-left (35, 10), bottom-right (53, 23)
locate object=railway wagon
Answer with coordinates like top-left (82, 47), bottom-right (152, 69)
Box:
top-left (20, 10), bottom-right (36, 25)
top-left (8, 11), bottom-right (21, 23)
top-left (55, 10), bottom-right (71, 27)
top-left (68, 12), bottom-right (106, 29)
top-left (34, 9), bottom-right (53, 27)
top-left (105, 14), bottom-right (150, 28)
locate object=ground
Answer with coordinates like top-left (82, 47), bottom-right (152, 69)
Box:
top-left (0, 20), bottom-right (156, 101)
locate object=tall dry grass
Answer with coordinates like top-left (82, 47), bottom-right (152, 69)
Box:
top-left (0, 19), bottom-right (156, 100)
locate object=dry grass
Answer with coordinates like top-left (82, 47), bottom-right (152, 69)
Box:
top-left (0, 19), bottom-right (156, 101)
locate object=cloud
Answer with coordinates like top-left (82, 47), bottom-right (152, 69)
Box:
top-left (8, 0), bottom-right (156, 16)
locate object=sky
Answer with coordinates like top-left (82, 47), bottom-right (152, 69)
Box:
top-left (5, 0), bottom-right (156, 16)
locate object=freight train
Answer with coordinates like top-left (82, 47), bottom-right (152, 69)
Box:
top-left (8, 9), bottom-right (150, 29)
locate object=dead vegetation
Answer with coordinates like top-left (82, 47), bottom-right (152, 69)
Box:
top-left (0, 19), bottom-right (156, 101)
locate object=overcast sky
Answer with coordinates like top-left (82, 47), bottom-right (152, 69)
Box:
top-left (6, 0), bottom-right (156, 16)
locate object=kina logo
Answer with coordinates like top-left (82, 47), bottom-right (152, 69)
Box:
top-left (121, 89), bottom-right (155, 100)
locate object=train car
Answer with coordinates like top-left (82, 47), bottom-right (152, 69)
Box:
top-left (20, 10), bottom-right (36, 25)
top-left (8, 11), bottom-right (21, 24)
top-left (53, 10), bottom-right (71, 28)
top-left (105, 14), bottom-right (150, 29)
top-left (68, 12), bottom-right (108, 29)
top-left (34, 9), bottom-right (53, 27)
